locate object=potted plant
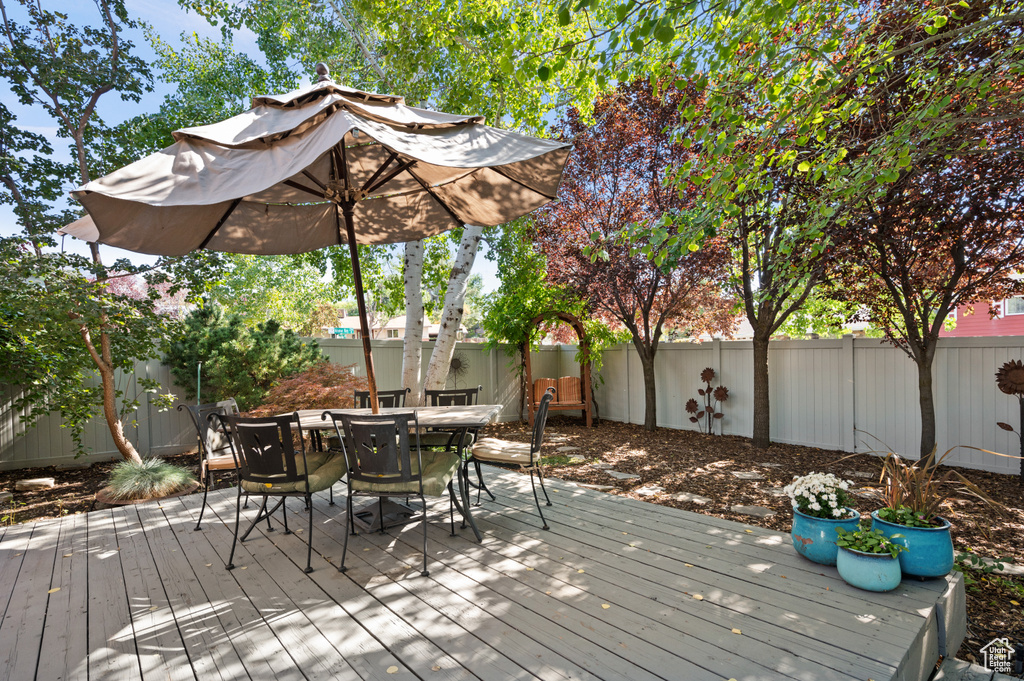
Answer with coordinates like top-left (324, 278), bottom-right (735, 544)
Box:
top-left (834, 527), bottom-right (905, 592)
top-left (870, 448), bottom-right (992, 578)
top-left (95, 458), bottom-right (198, 506)
top-left (784, 472), bottom-right (860, 566)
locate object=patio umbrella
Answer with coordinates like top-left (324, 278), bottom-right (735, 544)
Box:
top-left (65, 64), bottom-right (570, 411)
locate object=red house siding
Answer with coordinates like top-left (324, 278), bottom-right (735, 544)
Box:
top-left (942, 302), bottom-right (1024, 337)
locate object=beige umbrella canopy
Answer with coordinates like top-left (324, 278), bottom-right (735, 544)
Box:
top-left (66, 64), bottom-right (570, 410)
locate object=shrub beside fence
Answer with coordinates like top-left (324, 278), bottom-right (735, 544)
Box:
top-left (2, 336), bottom-right (1022, 474)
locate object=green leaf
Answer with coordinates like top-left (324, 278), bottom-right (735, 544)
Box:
top-left (654, 24), bottom-right (675, 44)
top-left (537, 64), bottom-right (552, 81)
top-left (797, 161), bottom-right (810, 172)
top-left (558, 7), bottom-right (572, 26)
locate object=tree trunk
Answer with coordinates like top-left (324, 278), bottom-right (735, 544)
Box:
top-left (401, 240), bottom-right (425, 406)
top-left (752, 332), bottom-right (771, 449)
top-left (422, 225), bottom-right (483, 392)
top-left (916, 346), bottom-right (938, 465)
top-left (79, 322), bottom-right (143, 465)
top-left (634, 340), bottom-right (658, 431)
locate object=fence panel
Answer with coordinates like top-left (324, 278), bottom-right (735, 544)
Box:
top-left (4, 335), bottom-right (1023, 474)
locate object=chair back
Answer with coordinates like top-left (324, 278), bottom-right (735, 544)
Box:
top-left (334, 412), bottom-right (422, 490)
top-left (219, 413), bottom-right (308, 488)
top-left (178, 399), bottom-right (240, 459)
top-left (531, 388), bottom-right (556, 455)
top-left (425, 385), bottom-right (482, 407)
top-left (354, 388), bottom-right (411, 409)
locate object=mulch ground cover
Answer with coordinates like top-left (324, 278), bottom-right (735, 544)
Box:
top-left (1, 416), bottom-right (1021, 670)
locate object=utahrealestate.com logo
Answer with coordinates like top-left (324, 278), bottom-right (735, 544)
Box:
top-left (980, 637), bottom-right (1017, 674)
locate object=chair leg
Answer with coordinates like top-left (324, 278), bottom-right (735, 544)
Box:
top-left (328, 485), bottom-right (335, 506)
top-left (528, 469), bottom-right (550, 531)
top-left (474, 460), bottom-right (495, 504)
top-left (282, 498), bottom-right (291, 535)
top-left (378, 497), bottom-right (386, 534)
top-left (448, 482), bottom-right (457, 537)
top-left (226, 485), bottom-right (243, 570)
top-left (195, 464), bottom-right (210, 531)
top-left (339, 496), bottom-right (351, 573)
top-left (304, 493), bottom-right (314, 574)
top-left (240, 496), bottom-right (268, 542)
top-left (348, 495), bottom-right (357, 536)
top-left (420, 493), bottom-right (429, 577)
top-left (536, 465), bottom-right (552, 506)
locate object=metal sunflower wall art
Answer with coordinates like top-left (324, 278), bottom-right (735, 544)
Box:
top-left (995, 359), bottom-right (1024, 485)
top-left (447, 351), bottom-right (470, 389)
top-left (686, 367), bottom-right (729, 435)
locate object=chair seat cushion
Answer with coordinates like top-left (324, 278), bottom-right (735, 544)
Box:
top-left (240, 450), bottom-right (346, 495)
top-left (205, 453), bottom-right (238, 471)
top-left (416, 430), bottom-right (476, 450)
top-left (471, 438), bottom-right (535, 465)
top-left (350, 451), bottom-right (460, 497)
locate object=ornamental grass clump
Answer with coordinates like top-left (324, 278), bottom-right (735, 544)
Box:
top-left (105, 458), bottom-right (196, 502)
top-left (784, 472), bottom-right (855, 519)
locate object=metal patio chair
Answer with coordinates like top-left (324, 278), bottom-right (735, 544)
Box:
top-left (322, 410), bottom-right (462, 577)
top-left (422, 385), bottom-right (495, 502)
top-left (217, 412), bottom-right (347, 574)
top-left (470, 387), bottom-right (556, 530)
top-left (178, 398), bottom-right (247, 531)
top-left (353, 387), bottom-right (411, 409)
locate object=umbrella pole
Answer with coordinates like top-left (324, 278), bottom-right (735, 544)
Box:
top-left (342, 201), bottom-right (380, 414)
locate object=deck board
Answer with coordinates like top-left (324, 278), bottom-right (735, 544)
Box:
top-left (0, 467), bottom-right (962, 681)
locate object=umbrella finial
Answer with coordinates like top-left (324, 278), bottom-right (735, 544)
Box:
top-left (315, 62), bottom-right (332, 83)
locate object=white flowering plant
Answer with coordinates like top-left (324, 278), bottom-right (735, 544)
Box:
top-left (784, 472), bottom-right (855, 519)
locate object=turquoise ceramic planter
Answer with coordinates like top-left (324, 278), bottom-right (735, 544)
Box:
top-left (870, 511), bottom-right (954, 578)
top-left (790, 507), bottom-right (861, 566)
top-left (836, 547), bottom-right (902, 592)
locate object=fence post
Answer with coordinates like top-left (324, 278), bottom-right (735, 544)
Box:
top-left (842, 334), bottom-right (856, 452)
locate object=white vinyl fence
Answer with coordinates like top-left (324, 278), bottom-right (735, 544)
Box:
top-left (2, 336), bottom-right (1022, 474)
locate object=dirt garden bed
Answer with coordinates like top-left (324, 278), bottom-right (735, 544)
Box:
top-left (1, 417), bottom-right (1021, 669)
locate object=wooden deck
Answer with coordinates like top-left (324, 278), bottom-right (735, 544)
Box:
top-left (0, 467), bottom-right (964, 681)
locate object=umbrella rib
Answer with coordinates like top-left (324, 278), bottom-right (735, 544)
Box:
top-left (301, 170), bottom-right (328, 191)
top-left (283, 179), bottom-right (326, 200)
top-left (359, 151), bottom-right (399, 192)
top-left (198, 198), bottom-right (242, 250)
top-left (364, 158), bottom-right (417, 196)
top-left (490, 165), bottom-right (555, 200)
top-left (403, 166), bottom-right (464, 227)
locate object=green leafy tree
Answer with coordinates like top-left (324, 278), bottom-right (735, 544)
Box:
top-left (0, 0), bottom-right (226, 462)
top-left (162, 306), bottom-right (325, 410)
top-left (210, 254), bottom-right (337, 334)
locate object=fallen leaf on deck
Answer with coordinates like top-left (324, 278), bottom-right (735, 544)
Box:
top-left (47, 588), bottom-right (60, 594)
top-left (526, 567), bottom-right (534, 571)
top-left (601, 604), bottom-right (610, 609)
top-left (63, 553), bottom-right (73, 557)
top-left (744, 530), bottom-right (753, 534)
top-left (577, 569), bottom-right (585, 573)
top-left (431, 666), bottom-right (441, 671)
top-left (732, 628), bottom-right (741, 635)
top-left (693, 594), bottom-right (703, 600)
top-left (684, 563), bottom-right (694, 567)
top-left (387, 666), bottom-right (399, 674)
top-left (206, 563), bottom-right (212, 567)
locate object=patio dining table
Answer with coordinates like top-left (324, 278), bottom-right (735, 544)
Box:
top-left (291, 404), bottom-right (502, 541)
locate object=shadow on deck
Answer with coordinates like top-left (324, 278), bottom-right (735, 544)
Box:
top-left (0, 467), bottom-right (963, 681)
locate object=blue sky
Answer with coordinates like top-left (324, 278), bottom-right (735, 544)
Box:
top-left (1, 0), bottom-right (501, 291)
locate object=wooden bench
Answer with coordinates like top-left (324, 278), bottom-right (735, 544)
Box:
top-left (534, 377), bottom-right (585, 410)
